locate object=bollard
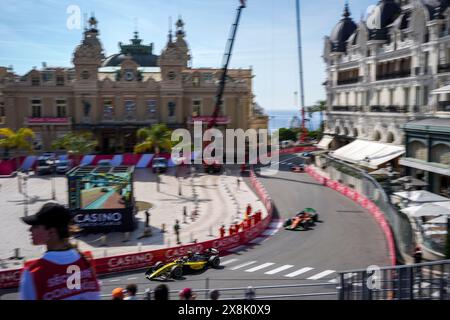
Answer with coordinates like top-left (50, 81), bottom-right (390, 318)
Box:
top-left (138, 242), bottom-right (142, 252)
top-left (190, 232), bottom-right (194, 243)
top-left (144, 288), bottom-right (152, 300)
top-left (101, 234), bottom-right (107, 247)
top-left (14, 248), bottom-right (20, 260)
top-left (209, 226), bottom-right (213, 237)
top-left (103, 249), bottom-right (108, 257)
top-left (123, 232), bottom-right (130, 242)
top-left (161, 223), bottom-right (166, 233)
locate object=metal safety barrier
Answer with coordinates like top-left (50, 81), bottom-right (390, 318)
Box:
top-left (100, 281), bottom-right (339, 300)
top-left (338, 260), bottom-right (450, 300)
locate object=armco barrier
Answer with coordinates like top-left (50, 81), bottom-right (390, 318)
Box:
top-left (0, 167), bottom-right (274, 289)
top-left (305, 166), bottom-right (396, 266)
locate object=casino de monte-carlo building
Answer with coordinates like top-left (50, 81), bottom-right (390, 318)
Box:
top-left (0, 16), bottom-right (268, 154)
top-left (319, 0), bottom-right (450, 171)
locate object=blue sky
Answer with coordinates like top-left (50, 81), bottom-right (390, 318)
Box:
top-left (0, 0), bottom-right (376, 110)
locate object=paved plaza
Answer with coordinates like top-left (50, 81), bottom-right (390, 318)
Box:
top-left (0, 166), bottom-right (267, 269)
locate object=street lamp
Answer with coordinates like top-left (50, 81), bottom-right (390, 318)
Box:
top-left (23, 173), bottom-right (29, 217)
top-left (50, 156), bottom-right (56, 200)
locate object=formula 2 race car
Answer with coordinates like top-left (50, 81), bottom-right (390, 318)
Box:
top-left (145, 248), bottom-right (221, 281)
top-left (283, 208), bottom-right (319, 231)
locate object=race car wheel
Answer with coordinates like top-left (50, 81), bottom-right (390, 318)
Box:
top-left (152, 261), bottom-right (164, 272)
top-left (313, 215), bottom-right (319, 222)
top-left (283, 219), bottom-right (291, 228)
top-left (209, 256), bottom-right (220, 268)
top-left (170, 265), bottom-right (183, 279)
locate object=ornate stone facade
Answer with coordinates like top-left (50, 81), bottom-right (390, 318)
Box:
top-left (0, 16), bottom-right (268, 153)
top-left (323, 0), bottom-right (450, 149)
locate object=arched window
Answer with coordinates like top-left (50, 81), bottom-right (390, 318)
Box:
top-left (409, 141), bottom-right (427, 161)
top-left (386, 132), bottom-right (395, 144)
top-left (168, 101), bottom-right (176, 118)
top-left (343, 127), bottom-right (349, 136)
top-left (373, 131), bottom-right (382, 141)
top-left (431, 143), bottom-right (450, 165)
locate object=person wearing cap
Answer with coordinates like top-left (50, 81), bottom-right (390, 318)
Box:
top-left (154, 284), bottom-right (169, 300)
top-left (112, 288), bottom-right (125, 300)
top-left (209, 289), bottom-right (220, 300)
top-left (124, 284), bottom-right (138, 300)
top-left (179, 287), bottom-right (197, 300)
top-left (19, 202), bottom-right (100, 300)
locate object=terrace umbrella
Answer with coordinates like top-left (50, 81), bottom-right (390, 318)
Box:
top-left (392, 176), bottom-right (428, 187)
top-left (369, 167), bottom-right (400, 176)
top-left (401, 203), bottom-right (450, 218)
top-left (427, 215), bottom-right (448, 224)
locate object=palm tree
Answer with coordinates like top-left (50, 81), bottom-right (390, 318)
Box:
top-left (52, 132), bottom-right (98, 164)
top-left (307, 100), bottom-right (326, 134)
top-left (0, 128), bottom-right (35, 169)
top-left (134, 124), bottom-right (173, 155)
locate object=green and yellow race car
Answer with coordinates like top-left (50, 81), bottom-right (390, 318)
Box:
top-left (145, 248), bottom-right (221, 281)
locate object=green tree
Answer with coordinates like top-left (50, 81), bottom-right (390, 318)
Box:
top-left (0, 128), bottom-right (35, 160)
top-left (51, 132), bottom-right (98, 163)
top-left (307, 100), bottom-right (326, 135)
top-left (134, 124), bottom-right (173, 154)
top-left (278, 128), bottom-right (299, 142)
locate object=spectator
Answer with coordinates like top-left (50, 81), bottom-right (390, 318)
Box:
top-left (245, 286), bottom-right (255, 300)
top-left (112, 288), bottom-right (125, 300)
top-left (237, 178), bottom-right (241, 190)
top-left (154, 284), bottom-right (170, 300)
top-left (179, 288), bottom-right (197, 300)
top-left (414, 246), bottom-right (423, 264)
top-left (219, 225), bottom-right (226, 238)
top-left (124, 284), bottom-right (138, 300)
top-left (209, 289), bottom-right (220, 300)
top-left (19, 202), bottom-right (100, 300)
top-left (174, 220), bottom-right (181, 244)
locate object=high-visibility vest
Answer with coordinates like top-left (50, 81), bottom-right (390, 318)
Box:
top-left (26, 256), bottom-right (100, 300)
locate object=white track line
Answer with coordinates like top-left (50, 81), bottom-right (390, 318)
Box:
top-left (265, 265), bottom-right (294, 275)
top-left (221, 258), bottom-right (239, 266)
top-left (307, 270), bottom-right (336, 280)
top-left (245, 263), bottom-right (275, 273)
top-left (231, 261), bottom-right (258, 270)
top-left (285, 267), bottom-right (314, 278)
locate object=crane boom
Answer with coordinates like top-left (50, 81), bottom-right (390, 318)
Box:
top-left (207, 1), bottom-right (246, 130)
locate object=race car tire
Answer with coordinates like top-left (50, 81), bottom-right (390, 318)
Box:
top-left (313, 214), bottom-right (319, 222)
top-left (209, 256), bottom-right (220, 268)
top-left (283, 219), bottom-right (291, 228)
top-left (170, 265), bottom-right (183, 279)
top-left (152, 261), bottom-right (164, 272)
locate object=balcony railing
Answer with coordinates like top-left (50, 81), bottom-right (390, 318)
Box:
top-left (437, 101), bottom-right (450, 112)
top-left (376, 70), bottom-right (411, 81)
top-left (337, 77), bottom-right (361, 86)
top-left (369, 105), bottom-right (409, 113)
top-left (187, 116), bottom-right (231, 125)
top-left (26, 117), bottom-right (71, 125)
top-left (331, 106), bottom-right (362, 112)
top-left (438, 63), bottom-right (450, 74)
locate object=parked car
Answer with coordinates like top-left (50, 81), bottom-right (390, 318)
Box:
top-left (55, 159), bottom-right (73, 174)
top-left (36, 153), bottom-right (56, 175)
top-left (152, 157), bottom-right (168, 173)
top-left (97, 159), bottom-right (112, 166)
